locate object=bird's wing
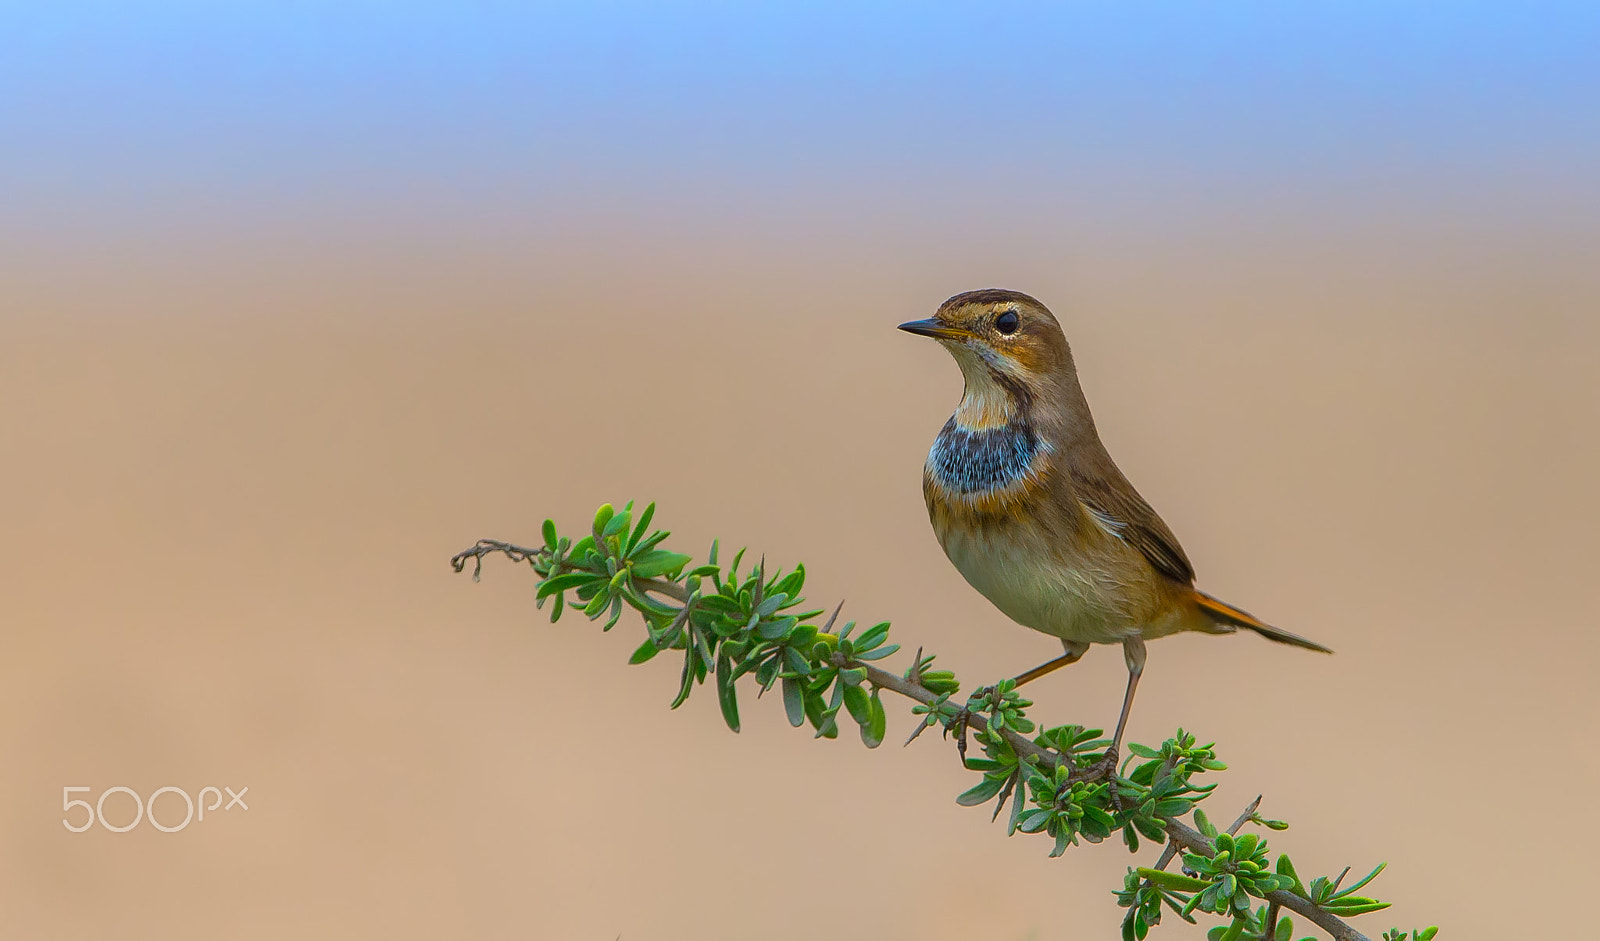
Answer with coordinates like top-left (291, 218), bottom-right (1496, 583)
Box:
top-left (1070, 466), bottom-right (1196, 585)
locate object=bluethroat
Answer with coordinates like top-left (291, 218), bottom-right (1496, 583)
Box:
top-left (900, 289), bottom-right (1331, 770)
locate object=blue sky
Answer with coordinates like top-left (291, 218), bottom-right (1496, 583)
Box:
top-left (5, 3), bottom-right (1598, 238)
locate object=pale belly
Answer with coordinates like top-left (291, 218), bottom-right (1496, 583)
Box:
top-left (937, 521), bottom-right (1189, 645)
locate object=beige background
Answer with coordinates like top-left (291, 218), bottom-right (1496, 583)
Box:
top-left (3, 187), bottom-right (1597, 940)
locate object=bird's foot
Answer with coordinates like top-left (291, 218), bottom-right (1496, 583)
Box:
top-left (1090, 746), bottom-right (1118, 779)
top-left (1090, 746), bottom-right (1124, 812)
top-left (943, 705), bottom-right (976, 766)
top-left (944, 684), bottom-right (999, 768)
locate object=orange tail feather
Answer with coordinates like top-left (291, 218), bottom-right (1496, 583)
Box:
top-left (1194, 591), bottom-right (1333, 654)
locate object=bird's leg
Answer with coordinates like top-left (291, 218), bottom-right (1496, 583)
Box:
top-left (1095, 636), bottom-right (1146, 801)
top-left (953, 642), bottom-right (1087, 768)
top-left (1010, 640), bottom-right (1088, 688)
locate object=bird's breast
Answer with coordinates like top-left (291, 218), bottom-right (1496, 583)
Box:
top-left (926, 417), bottom-right (1047, 496)
top-left (924, 417), bottom-right (1180, 645)
top-left (931, 507), bottom-right (1136, 645)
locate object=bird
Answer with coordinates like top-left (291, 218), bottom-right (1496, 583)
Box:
top-left (899, 288), bottom-right (1330, 770)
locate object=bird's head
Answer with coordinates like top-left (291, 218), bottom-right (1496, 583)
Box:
top-left (899, 289), bottom-right (1074, 429)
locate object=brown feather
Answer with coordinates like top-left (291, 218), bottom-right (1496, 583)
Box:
top-left (1067, 460), bottom-right (1196, 586)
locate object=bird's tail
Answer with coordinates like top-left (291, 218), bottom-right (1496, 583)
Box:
top-left (1193, 591), bottom-right (1333, 654)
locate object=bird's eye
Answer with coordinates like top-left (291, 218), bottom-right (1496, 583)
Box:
top-left (995, 310), bottom-right (1020, 335)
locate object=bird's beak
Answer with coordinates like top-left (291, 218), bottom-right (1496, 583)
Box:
top-left (897, 319), bottom-right (970, 340)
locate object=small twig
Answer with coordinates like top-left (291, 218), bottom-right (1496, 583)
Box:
top-left (450, 538), bottom-right (546, 579)
top-left (1227, 795), bottom-right (1264, 836)
top-left (1150, 839), bottom-right (1182, 874)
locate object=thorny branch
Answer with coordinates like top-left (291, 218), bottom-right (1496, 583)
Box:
top-left (452, 537), bottom-right (1376, 941)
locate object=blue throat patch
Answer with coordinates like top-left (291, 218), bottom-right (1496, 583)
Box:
top-left (929, 418), bottom-right (1040, 494)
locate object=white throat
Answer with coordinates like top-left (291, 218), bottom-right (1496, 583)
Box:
top-left (947, 342), bottom-right (1023, 431)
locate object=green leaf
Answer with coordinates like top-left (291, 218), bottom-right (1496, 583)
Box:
top-left (1018, 809), bottom-right (1053, 832)
top-left (842, 683), bottom-right (872, 725)
top-left (1137, 869), bottom-right (1211, 892)
top-left (1132, 814), bottom-right (1167, 843)
top-left (628, 638), bottom-right (661, 664)
top-left (592, 503), bottom-right (615, 538)
top-left (853, 644), bottom-right (900, 661)
top-left (715, 652), bottom-right (741, 732)
top-left (630, 529), bottom-right (670, 557)
top-left (671, 644), bottom-right (696, 709)
top-left (1234, 833), bottom-right (1259, 860)
top-left (1153, 799), bottom-right (1194, 818)
top-left (1127, 742), bottom-right (1162, 759)
top-left (1007, 774), bottom-right (1027, 834)
top-left (630, 550), bottom-right (693, 579)
top-left (956, 777), bottom-right (1005, 806)
top-left (1275, 855), bottom-right (1306, 897)
top-left (754, 615), bottom-right (797, 640)
top-left (1334, 862), bottom-right (1387, 899)
top-left (565, 534), bottom-right (596, 563)
top-left (602, 508), bottom-right (631, 541)
top-left (770, 565), bottom-right (805, 599)
top-left (783, 646), bottom-right (812, 675)
top-left (1322, 900), bottom-right (1391, 917)
top-left (860, 690), bottom-right (886, 748)
top-left (802, 686), bottom-right (826, 730)
top-left (781, 676), bottom-right (805, 728)
top-left (541, 519), bottom-right (557, 550)
top-left (627, 502), bottom-right (656, 554)
top-left (855, 621), bottom-right (891, 650)
top-left (537, 572), bottom-right (598, 599)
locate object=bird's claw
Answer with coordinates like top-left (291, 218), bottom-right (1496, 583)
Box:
top-left (1091, 746), bottom-right (1124, 812)
top-left (943, 705), bottom-right (973, 765)
top-left (944, 684), bottom-right (998, 768)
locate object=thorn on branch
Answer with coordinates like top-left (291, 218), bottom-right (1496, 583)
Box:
top-left (821, 599), bottom-right (844, 634)
top-left (903, 715), bottom-right (935, 748)
top-left (1226, 795), bottom-right (1265, 836)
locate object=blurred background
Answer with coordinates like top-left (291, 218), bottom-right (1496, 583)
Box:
top-left (3, 3), bottom-right (1598, 938)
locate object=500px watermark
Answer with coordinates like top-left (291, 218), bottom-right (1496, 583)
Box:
top-left (62, 786), bottom-right (249, 833)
